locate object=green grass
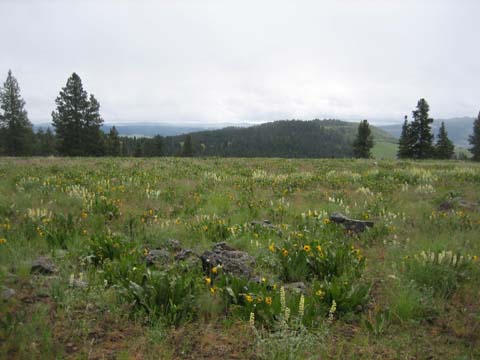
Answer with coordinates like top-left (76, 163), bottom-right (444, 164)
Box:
top-left (372, 141), bottom-right (398, 159)
top-left (0, 157), bottom-right (479, 359)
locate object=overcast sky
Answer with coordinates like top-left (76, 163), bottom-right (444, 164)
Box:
top-left (1, 0), bottom-right (479, 125)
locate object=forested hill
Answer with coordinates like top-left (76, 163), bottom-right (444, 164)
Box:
top-left (159, 119), bottom-right (396, 158)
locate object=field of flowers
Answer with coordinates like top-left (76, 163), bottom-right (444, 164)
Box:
top-left (0, 157), bottom-right (479, 359)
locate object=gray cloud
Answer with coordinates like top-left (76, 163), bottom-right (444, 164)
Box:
top-left (1, 0), bottom-right (479, 125)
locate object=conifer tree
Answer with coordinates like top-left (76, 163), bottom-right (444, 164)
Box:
top-left (83, 94), bottom-right (105, 156)
top-left (397, 115), bottom-right (415, 159)
top-left (352, 119), bottom-right (373, 158)
top-left (434, 122), bottom-right (454, 159)
top-left (0, 70), bottom-right (34, 156)
top-left (182, 134), bottom-right (193, 157)
top-left (410, 98), bottom-right (434, 159)
top-left (469, 112), bottom-right (480, 161)
top-left (52, 73), bottom-right (105, 156)
top-left (106, 126), bottom-right (121, 156)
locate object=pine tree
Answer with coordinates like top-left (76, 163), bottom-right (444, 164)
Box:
top-left (469, 112), bottom-right (480, 161)
top-left (106, 126), bottom-right (121, 156)
top-left (182, 134), bottom-right (193, 157)
top-left (0, 70), bottom-right (34, 156)
top-left (52, 73), bottom-right (105, 156)
top-left (397, 115), bottom-right (415, 159)
top-left (83, 94), bottom-right (105, 156)
top-left (410, 98), bottom-right (434, 159)
top-left (352, 119), bottom-right (373, 158)
top-left (435, 122), bottom-right (454, 159)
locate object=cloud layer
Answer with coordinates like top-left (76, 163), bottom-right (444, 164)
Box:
top-left (2, 0), bottom-right (479, 124)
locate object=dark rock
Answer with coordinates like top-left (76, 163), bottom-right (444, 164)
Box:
top-left (1, 286), bottom-right (16, 300)
top-left (31, 257), bottom-right (57, 274)
top-left (251, 220), bottom-right (276, 229)
top-left (250, 220), bottom-right (282, 236)
top-left (438, 200), bottom-right (454, 211)
top-left (330, 213), bottom-right (374, 233)
top-left (175, 248), bottom-right (194, 261)
top-left (166, 238), bottom-right (182, 251)
top-left (438, 197), bottom-right (480, 212)
top-left (284, 282), bottom-right (306, 293)
top-left (200, 242), bottom-right (255, 278)
top-left (145, 249), bottom-right (170, 266)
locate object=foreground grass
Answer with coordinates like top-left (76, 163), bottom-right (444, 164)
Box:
top-left (0, 157), bottom-right (479, 359)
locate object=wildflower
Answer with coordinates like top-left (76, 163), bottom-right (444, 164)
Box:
top-left (249, 312), bottom-right (255, 328)
top-left (205, 277), bottom-right (212, 285)
top-left (265, 297), bottom-right (272, 305)
top-left (211, 266), bottom-right (218, 274)
top-left (303, 245), bottom-right (311, 252)
top-left (284, 307), bottom-right (290, 322)
top-left (282, 248), bottom-right (289, 257)
top-left (473, 255), bottom-right (478, 262)
top-left (316, 245), bottom-right (322, 252)
top-left (261, 277), bottom-right (267, 283)
top-left (81, 211), bottom-right (88, 219)
top-left (268, 243), bottom-right (275, 252)
top-left (0, 238), bottom-right (6, 245)
top-left (280, 287), bottom-right (286, 312)
top-left (299, 295), bottom-right (305, 318)
top-left (210, 286), bottom-right (217, 294)
top-left (143, 248), bottom-right (149, 256)
top-left (82, 229), bottom-right (88, 235)
top-left (323, 218), bottom-right (330, 225)
top-left (245, 295), bottom-right (254, 303)
top-left (328, 300), bottom-right (337, 323)
top-left (315, 289), bottom-right (325, 298)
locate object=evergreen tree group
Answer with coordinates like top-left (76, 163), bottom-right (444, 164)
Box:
top-left (469, 112), bottom-right (480, 161)
top-left (434, 122), bottom-right (454, 159)
top-left (398, 99), bottom-right (455, 160)
top-left (1, 70), bottom-right (480, 161)
top-left (52, 73), bottom-right (105, 156)
top-left (353, 120), bottom-right (373, 158)
top-left (0, 70), bottom-right (34, 156)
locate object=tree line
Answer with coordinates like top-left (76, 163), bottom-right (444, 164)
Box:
top-left (1, 70), bottom-right (480, 161)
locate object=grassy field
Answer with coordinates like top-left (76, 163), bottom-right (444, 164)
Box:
top-left (1, 157), bottom-right (479, 359)
top-left (372, 142), bottom-right (398, 160)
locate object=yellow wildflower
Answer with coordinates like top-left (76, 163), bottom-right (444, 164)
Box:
top-left (473, 255), bottom-right (478, 262)
top-left (315, 289), bottom-right (325, 298)
top-left (0, 238), bottom-right (6, 245)
top-left (282, 248), bottom-right (289, 257)
top-left (303, 245), bottom-right (311, 252)
top-left (205, 277), bottom-right (212, 285)
top-left (323, 218), bottom-right (330, 225)
top-left (265, 297), bottom-right (272, 305)
top-left (81, 211), bottom-right (88, 219)
top-left (245, 295), bottom-right (254, 303)
top-left (210, 286), bottom-right (217, 294)
top-left (316, 245), bottom-right (322, 252)
top-left (269, 243), bottom-right (275, 252)
top-left (211, 266), bottom-right (218, 274)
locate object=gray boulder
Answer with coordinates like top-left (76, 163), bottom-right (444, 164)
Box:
top-left (145, 249), bottom-right (170, 266)
top-left (31, 257), bottom-right (57, 274)
top-left (200, 242), bottom-right (255, 278)
top-left (330, 213), bottom-right (374, 233)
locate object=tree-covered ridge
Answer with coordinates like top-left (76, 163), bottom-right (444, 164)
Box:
top-left (156, 119), bottom-right (392, 158)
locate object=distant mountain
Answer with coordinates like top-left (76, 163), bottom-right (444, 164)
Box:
top-left (158, 119), bottom-right (396, 158)
top-left (379, 117), bottom-right (475, 147)
top-left (33, 122), bottom-right (222, 137)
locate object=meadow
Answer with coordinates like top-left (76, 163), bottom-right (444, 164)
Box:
top-left (0, 157), bottom-right (479, 359)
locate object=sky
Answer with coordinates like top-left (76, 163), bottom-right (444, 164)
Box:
top-left (1, 0), bottom-right (479, 125)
